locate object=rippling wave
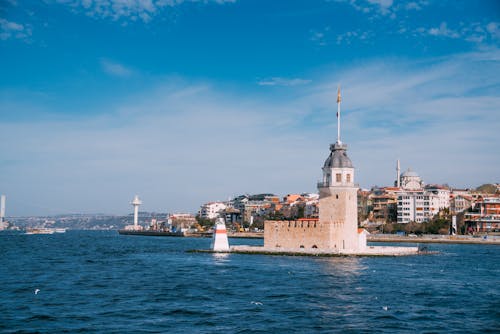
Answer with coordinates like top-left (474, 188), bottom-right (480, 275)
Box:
top-left (0, 231), bottom-right (498, 333)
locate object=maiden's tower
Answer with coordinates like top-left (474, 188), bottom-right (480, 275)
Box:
top-left (230, 87), bottom-right (418, 256)
top-left (263, 87), bottom-right (365, 252)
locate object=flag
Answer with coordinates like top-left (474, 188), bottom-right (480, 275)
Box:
top-left (337, 86), bottom-right (342, 103)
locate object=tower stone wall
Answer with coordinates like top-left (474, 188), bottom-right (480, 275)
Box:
top-left (318, 186), bottom-right (359, 251)
top-left (264, 219), bottom-right (327, 249)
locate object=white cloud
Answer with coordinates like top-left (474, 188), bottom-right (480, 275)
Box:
top-left (310, 29), bottom-right (328, 46)
top-left (416, 21), bottom-right (500, 45)
top-left (427, 22), bottom-right (460, 38)
top-left (486, 22), bottom-right (500, 40)
top-left (310, 26), bottom-right (373, 46)
top-left (368, 0), bottom-right (392, 7)
top-left (336, 29), bottom-right (373, 44)
top-left (0, 18), bottom-right (31, 41)
top-left (337, 0), bottom-right (427, 19)
top-left (258, 77), bottom-right (312, 87)
top-left (57, 0), bottom-right (236, 22)
top-left (100, 59), bottom-right (133, 77)
top-left (405, 1), bottom-right (426, 11)
top-left (1, 50), bottom-right (499, 215)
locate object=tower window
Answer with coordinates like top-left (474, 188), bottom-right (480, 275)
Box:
top-left (336, 173), bottom-right (341, 182)
top-left (346, 174), bottom-right (351, 183)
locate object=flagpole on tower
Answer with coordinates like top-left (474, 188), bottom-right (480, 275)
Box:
top-left (337, 85), bottom-right (342, 144)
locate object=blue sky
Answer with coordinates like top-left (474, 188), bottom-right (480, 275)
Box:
top-left (1, 0), bottom-right (499, 216)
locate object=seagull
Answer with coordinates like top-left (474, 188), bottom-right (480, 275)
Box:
top-left (251, 301), bottom-right (263, 306)
top-left (382, 306), bottom-right (388, 311)
top-left (34, 289), bottom-right (40, 295)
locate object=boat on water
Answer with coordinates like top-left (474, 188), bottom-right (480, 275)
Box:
top-left (25, 227), bottom-right (66, 234)
top-left (118, 229), bottom-right (185, 237)
top-left (25, 228), bottom-right (55, 235)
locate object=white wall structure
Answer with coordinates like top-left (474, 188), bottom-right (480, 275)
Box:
top-left (426, 187), bottom-right (450, 210)
top-left (212, 218), bottom-right (229, 251)
top-left (397, 191), bottom-right (440, 223)
top-left (200, 201), bottom-right (227, 220)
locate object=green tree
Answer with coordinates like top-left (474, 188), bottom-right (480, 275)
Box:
top-left (475, 184), bottom-right (497, 194)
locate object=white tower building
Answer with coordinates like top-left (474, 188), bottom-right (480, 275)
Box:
top-left (0, 195), bottom-right (5, 223)
top-left (131, 195), bottom-right (142, 230)
top-left (317, 86), bottom-right (360, 252)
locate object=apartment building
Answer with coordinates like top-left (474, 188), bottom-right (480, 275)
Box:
top-left (199, 201), bottom-right (227, 220)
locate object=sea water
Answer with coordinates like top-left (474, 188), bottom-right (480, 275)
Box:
top-left (0, 231), bottom-right (498, 333)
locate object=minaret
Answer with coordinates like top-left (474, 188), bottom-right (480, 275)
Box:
top-left (131, 195), bottom-right (142, 230)
top-left (318, 86), bottom-right (359, 252)
top-left (396, 159), bottom-right (401, 188)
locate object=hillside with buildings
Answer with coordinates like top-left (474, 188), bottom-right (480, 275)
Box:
top-left (2, 175), bottom-right (498, 234)
top-left (198, 171), bottom-right (500, 235)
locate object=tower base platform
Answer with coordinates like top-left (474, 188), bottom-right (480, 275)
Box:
top-left (191, 245), bottom-right (425, 257)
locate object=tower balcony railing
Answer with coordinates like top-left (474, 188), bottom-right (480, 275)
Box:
top-left (317, 181), bottom-right (359, 188)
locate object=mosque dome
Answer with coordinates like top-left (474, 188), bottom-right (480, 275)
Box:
top-left (400, 168), bottom-right (423, 191)
top-left (324, 143), bottom-right (353, 168)
top-left (401, 169), bottom-right (419, 178)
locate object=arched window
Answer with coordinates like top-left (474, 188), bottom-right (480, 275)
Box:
top-left (312, 245), bottom-right (318, 249)
top-left (299, 245), bottom-right (305, 248)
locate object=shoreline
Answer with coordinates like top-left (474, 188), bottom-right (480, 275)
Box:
top-left (117, 230), bottom-right (500, 245)
top-left (227, 232), bottom-right (500, 245)
top-left (367, 234), bottom-right (500, 245)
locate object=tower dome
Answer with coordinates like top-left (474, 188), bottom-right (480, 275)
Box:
top-left (324, 143), bottom-right (353, 169)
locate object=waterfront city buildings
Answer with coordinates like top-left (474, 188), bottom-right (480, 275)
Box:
top-left (464, 197), bottom-right (500, 232)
